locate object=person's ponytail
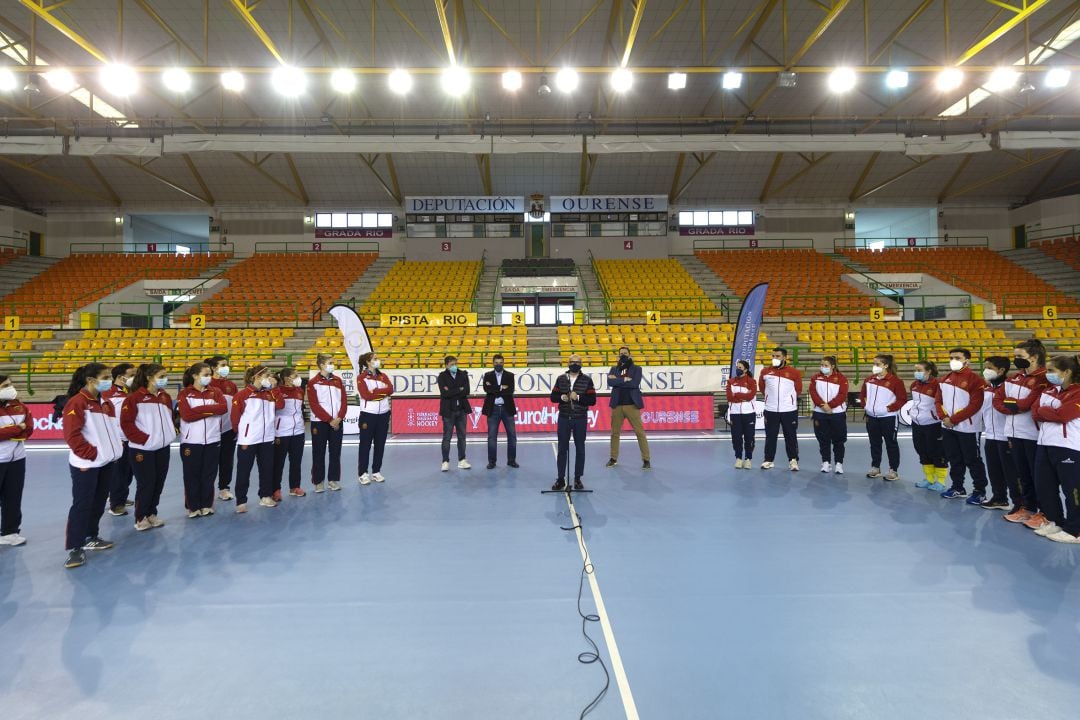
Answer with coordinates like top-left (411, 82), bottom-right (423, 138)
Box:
top-left (55, 362), bottom-right (108, 419)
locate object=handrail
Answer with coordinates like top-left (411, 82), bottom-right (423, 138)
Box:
top-left (1027, 223), bottom-right (1080, 244)
top-left (692, 237), bottom-right (814, 250)
top-left (603, 296), bottom-right (728, 322)
top-left (71, 265), bottom-right (226, 313)
top-left (778, 292), bottom-right (973, 321)
top-left (1000, 291), bottom-right (1075, 316)
top-left (69, 242), bottom-right (222, 254)
top-left (310, 296), bottom-right (323, 327)
top-left (0, 300), bottom-right (66, 326)
top-left (834, 253), bottom-right (996, 304)
top-left (253, 240), bottom-right (381, 254)
top-left (832, 236), bottom-right (989, 249)
top-left (0, 237), bottom-right (28, 254)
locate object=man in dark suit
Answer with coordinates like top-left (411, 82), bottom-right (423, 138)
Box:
top-left (550, 353), bottom-right (597, 491)
top-left (482, 353), bottom-right (518, 470)
top-left (437, 355), bottom-right (471, 472)
top-left (607, 346), bottom-right (651, 469)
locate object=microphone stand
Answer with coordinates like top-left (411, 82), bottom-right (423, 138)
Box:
top-left (542, 372), bottom-right (593, 496)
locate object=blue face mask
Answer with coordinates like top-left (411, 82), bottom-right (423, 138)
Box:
top-left (448, 365), bottom-right (458, 374)
top-left (914, 371), bottom-right (926, 382)
top-left (95, 378), bottom-right (112, 394)
top-left (1047, 372), bottom-right (1064, 386)
top-left (155, 378), bottom-right (169, 390)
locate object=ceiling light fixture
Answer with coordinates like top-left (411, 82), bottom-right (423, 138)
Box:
top-left (388, 68), bottom-right (412, 95)
top-left (555, 67), bottom-right (579, 93)
top-left (162, 67), bottom-right (191, 93)
top-left (667, 71), bottom-right (686, 90)
top-left (220, 70), bottom-right (245, 92)
top-left (502, 69), bottom-right (523, 91)
top-left (43, 68), bottom-right (77, 93)
top-left (99, 64), bottom-right (138, 96)
top-left (330, 68), bottom-right (356, 94)
top-left (827, 67), bottom-right (856, 93)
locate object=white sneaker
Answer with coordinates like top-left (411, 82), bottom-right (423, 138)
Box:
top-left (314, 482), bottom-right (325, 493)
top-left (0, 534), bottom-right (26, 546)
top-left (235, 503), bottom-right (248, 514)
top-left (761, 461), bottom-right (774, 469)
top-left (187, 510), bottom-right (200, 519)
top-left (1046, 530), bottom-right (1080, 544)
top-left (218, 488), bottom-right (234, 501)
top-left (359, 473), bottom-right (372, 485)
top-left (148, 515), bottom-right (165, 528)
top-left (134, 518), bottom-right (152, 531)
top-left (458, 459), bottom-right (472, 470)
top-left (200, 508), bottom-right (214, 516)
top-left (1035, 522), bottom-right (1062, 537)
top-left (328, 481), bottom-right (342, 491)
top-left (789, 459), bottom-right (799, 471)
top-left (866, 467), bottom-right (881, 478)
top-left (743, 460), bottom-right (753, 469)
top-left (820, 461), bottom-right (831, 473)
top-left (884, 470), bottom-right (899, 482)
top-left (734, 459), bottom-right (743, 469)
top-left (441, 461), bottom-right (450, 472)
top-left (258, 497), bottom-right (277, 508)
top-left (372, 472), bottom-right (385, 483)
top-left (834, 463), bottom-right (844, 475)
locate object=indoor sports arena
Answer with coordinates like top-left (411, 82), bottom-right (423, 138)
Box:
top-left (1, 1), bottom-right (1080, 718)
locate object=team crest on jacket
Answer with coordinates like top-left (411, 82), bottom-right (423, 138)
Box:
top-left (311, 427), bottom-right (318, 435)
top-left (135, 453), bottom-right (145, 463)
top-left (183, 448), bottom-right (192, 457)
top-left (361, 423), bottom-right (368, 430)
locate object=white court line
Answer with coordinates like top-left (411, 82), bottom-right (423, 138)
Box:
top-left (551, 442), bottom-right (639, 720)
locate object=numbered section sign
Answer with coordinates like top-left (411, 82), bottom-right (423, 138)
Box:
top-left (3, 316), bottom-right (18, 331)
top-left (869, 307), bottom-right (885, 321)
top-left (190, 314), bottom-right (206, 330)
top-left (1043, 305), bottom-right (1058, 320)
top-left (510, 312), bottom-right (525, 326)
top-left (646, 310), bottom-right (661, 325)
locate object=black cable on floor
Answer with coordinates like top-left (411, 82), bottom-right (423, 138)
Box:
top-left (561, 496), bottom-right (611, 719)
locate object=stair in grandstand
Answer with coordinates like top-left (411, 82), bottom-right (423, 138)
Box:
top-left (0, 255), bottom-right (60, 298)
top-left (314, 256), bottom-right (399, 327)
top-left (1000, 248), bottom-right (1080, 301)
top-left (474, 262), bottom-right (501, 324)
top-left (575, 262), bottom-right (607, 322)
top-left (676, 254), bottom-right (740, 311)
top-left (526, 325), bottom-right (560, 366)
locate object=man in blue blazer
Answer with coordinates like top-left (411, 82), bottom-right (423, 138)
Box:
top-left (606, 346), bottom-right (651, 469)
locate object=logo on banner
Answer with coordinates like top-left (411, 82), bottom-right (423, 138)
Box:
top-left (470, 406), bottom-right (485, 430)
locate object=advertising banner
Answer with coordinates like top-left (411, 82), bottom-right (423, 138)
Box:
top-left (26, 403), bottom-right (66, 440)
top-left (379, 313), bottom-right (478, 328)
top-left (405, 196), bottom-right (524, 214)
top-left (391, 395), bottom-right (714, 435)
top-left (549, 195), bottom-right (668, 213)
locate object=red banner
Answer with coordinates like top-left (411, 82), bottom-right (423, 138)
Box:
top-left (391, 395), bottom-right (715, 434)
top-left (678, 226), bottom-right (755, 236)
top-left (25, 403), bottom-right (66, 441)
top-left (314, 228), bottom-right (392, 239)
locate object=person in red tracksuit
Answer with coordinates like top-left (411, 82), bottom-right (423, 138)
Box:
top-left (101, 363), bottom-right (136, 516)
top-left (121, 363), bottom-right (176, 531)
top-left (1030, 354), bottom-right (1080, 543)
top-left (232, 365), bottom-right (283, 512)
top-left (810, 356), bottom-right (849, 475)
top-left (272, 367), bottom-right (307, 500)
top-left (205, 355), bottom-right (239, 502)
top-left (995, 338), bottom-right (1051, 524)
top-left (177, 362), bottom-right (229, 518)
top-left (725, 359), bottom-right (758, 469)
top-left (307, 354), bottom-right (347, 492)
top-left (0, 374), bottom-right (32, 547)
top-left (860, 354), bottom-right (907, 481)
top-left (936, 348), bottom-right (989, 501)
top-left (62, 363), bottom-right (123, 569)
top-left (758, 348), bottom-right (803, 471)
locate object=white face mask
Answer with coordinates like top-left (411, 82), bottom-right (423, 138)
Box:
top-left (949, 359), bottom-right (965, 372)
top-left (124, 376), bottom-right (134, 388)
top-left (324, 363), bottom-right (336, 373)
top-left (872, 364), bottom-right (885, 376)
top-left (291, 376), bottom-right (302, 387)
top-left (820, 366), bottom-right (832, 376)
top-left (260, 378), bottom-right (272, 389)
top-left (982, 368), bottom-right (999, 382)
top-left (0, 386), bottom-right (17, 401)
top-left (771, 358), bottom-right (782, 367)
top-left (198, 375), bottom-right (212, 387)
top-left (371, 359), bottom-right (381, 370)
top-left (217, 366), bottom-right (230, 378)
top-left (155, 377), bottom-right (169, 390)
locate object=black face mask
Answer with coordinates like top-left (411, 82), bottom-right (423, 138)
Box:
top-left (493, 363), bottom-right (504, 371)
top-left (1013, 357), bottom-right (1031, 370)
top-left (568, 363), bottom-right (582, 374)
top-left (619, 355), bottom-right (630, 365)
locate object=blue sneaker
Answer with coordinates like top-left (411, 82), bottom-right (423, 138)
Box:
top-left (915, 479), bottom-right (932, 489)
top-left (941, 488), bottom-right (968, 500)
top-left (965, 493), bottom-right (987, 506)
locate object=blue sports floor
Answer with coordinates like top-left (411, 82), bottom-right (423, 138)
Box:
top-left (2, 428), bottom-right (1079, 720)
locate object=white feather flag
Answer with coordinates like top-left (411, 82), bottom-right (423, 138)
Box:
top-left (327, 304), bottom-right (373, 375)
